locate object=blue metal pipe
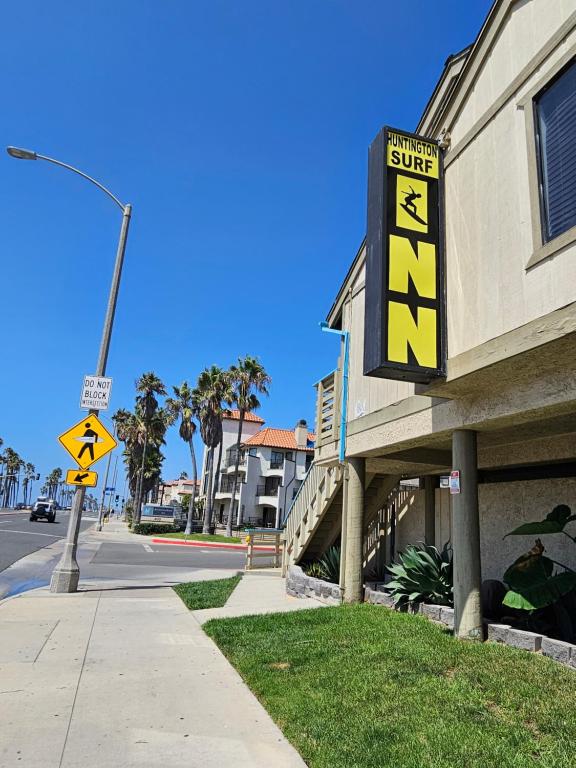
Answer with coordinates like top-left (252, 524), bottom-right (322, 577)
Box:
top-left (319, 322), bottom-right (349, 463)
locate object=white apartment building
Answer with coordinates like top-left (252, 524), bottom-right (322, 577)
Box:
top-left (199, 409), bottom-right (265, 514)
top-left (210, 418), bottom-right (314, 527)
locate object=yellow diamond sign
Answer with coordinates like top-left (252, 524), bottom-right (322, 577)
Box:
top-left (58, 414), bottom-right (117, 470)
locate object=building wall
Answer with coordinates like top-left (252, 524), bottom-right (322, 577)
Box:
top-left (394, 480), bottom-right (576, 584)
top-left (444, 9), bottom-right (576, 357)
top-left (200, 416), bottom-right (262, 495)
top-left (336, 4), bottom-right (576, 430)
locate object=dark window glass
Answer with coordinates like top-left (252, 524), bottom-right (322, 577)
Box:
top-left (535, 60), bottom-right (576, 242)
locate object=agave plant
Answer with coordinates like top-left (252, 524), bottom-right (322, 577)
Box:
top-left (318, 546), bottom-right (341, 584)
top-left (304, 562), bottom-right (325, 579)
top-left (303, 547), bottom-right (341, 584)
top-left (386, 542), bottom-right (453, 609)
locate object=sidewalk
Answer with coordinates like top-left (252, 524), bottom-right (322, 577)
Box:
top-left (0, 563), bottom-right (322, 767)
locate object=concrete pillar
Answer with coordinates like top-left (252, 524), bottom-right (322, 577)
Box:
top-left (451, 430), bottom-right (483, 640)
top-left (424, 476), bottom-right (436, 547)
top-left (343, 457), bottom-right (365, 603)
top-left (339, 465), bottom-right (348, 590)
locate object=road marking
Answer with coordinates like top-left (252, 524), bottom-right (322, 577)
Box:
top-left (142, 544), bottom-right (154, 553)
top-left (0, 529), bottom-right (63, 538)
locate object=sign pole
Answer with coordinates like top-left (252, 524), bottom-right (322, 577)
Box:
top-left (96, 425), bottom-right (116, 531)
top-left (50, 204), bottom-right (131, 593)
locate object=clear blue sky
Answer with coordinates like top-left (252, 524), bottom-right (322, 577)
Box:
top-left (1, 0), bottom-right (492, 497)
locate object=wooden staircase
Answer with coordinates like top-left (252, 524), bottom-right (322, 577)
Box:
top-left (284, 461), bottom-right (400, 568)
top-left (284, 463), bottom-right (343, 566)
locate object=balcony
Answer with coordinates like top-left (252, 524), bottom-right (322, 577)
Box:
top-left (270, 459), bottom-right (284, 470)
top-left (256, 484), bottom-right (279, 497)
top-left (315, 368), bottom-right (341, 450)
top-left (219, 476), bottom-right (243, 494)
top-left (224, 450), bottom-right (247, 469)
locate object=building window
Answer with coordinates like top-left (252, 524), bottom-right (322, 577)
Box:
top-left (305, 454), bottom-right (313, 471)
top-left (535, 59), bottom-right (576, 242)
top-left (285, 451), bottom-right (294, 461)
top-left (270, 451), bottom-right (284, 469)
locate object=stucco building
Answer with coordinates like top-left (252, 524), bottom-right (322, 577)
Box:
top-left (285, 0), bottom-right (576, 639)
top-left (200, 412), bottom-right (314, 527)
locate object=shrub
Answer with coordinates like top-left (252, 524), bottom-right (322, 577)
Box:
top-left (386, 542), bottom-right (453, 609)
top-left (132, 523), bottom-right (177, 535)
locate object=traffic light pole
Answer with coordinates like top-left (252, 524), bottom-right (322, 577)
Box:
top-left (50, 203), bottom-right (131, 593)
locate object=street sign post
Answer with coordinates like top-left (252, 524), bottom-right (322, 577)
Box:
top-left (58, 414), bottom-right (117, 470)
top-left (80, 375), bottom-right (113, 411)
top-left (66, 469), bottom-right (98, 487)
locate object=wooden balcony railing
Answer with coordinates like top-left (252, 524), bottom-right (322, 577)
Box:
top-left (315, 368), bottom-right (341, 448)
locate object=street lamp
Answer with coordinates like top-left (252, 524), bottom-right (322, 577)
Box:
top-left (8, 146), bottom-right (132, 592)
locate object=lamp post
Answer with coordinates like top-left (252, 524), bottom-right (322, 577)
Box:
top-left (7, 146), bottom-right (132, 592)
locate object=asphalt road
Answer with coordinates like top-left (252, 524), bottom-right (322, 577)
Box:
top-left (91, 540), bottom-right (248, 570)
top-left (0, 508), bottom-right (95, 573)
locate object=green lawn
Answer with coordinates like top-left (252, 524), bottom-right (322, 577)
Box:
top-left (151, 531), bottom-right (243, 543)
top-left (173, 575), bottom-right (242, 610)
top-left (204, 604), bottom-right (576, 768)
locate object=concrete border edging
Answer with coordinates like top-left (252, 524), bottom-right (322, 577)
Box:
top-left (364, 586), bottom-right (576, 669)
top-left (286, 565), bottom-right (342, 605)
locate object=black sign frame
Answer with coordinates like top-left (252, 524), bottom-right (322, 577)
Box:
top-left (364, 125), bottom-right (446, 384)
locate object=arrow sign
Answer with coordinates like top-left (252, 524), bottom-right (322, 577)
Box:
top-left (66, 469), bottom-right (98, 487)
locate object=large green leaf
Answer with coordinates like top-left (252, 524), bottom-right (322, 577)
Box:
top-left (503, 553), bottom-right (554, 591)
top-left (505, 505), bottom-right (576, 537)
top-left (503, 571), bottom-right (576, 610)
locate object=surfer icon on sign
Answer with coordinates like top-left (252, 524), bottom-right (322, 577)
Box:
top-left (77, 422), bottom-right (99, 462)
top-left (401, 186), bottom-right (427, 226)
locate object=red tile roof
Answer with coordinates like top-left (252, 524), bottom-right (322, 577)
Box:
top-left (222, 409), bottom-right (265, 424)
top-left (243, 428), bottom-right (315, 452)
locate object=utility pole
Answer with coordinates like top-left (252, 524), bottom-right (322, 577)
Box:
top-left (7, 147), bottom-right (132, 593)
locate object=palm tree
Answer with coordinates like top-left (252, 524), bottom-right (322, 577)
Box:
top-left (45, 468), bottom-right (63, 502)
top-left (114, 403), bottom-right (169, 524)
top-left (166, 382), bottom-right (199, 535)
top-left (2, 448), bottom-right (25, 507)
top-left (133, 372), bottom-right (167, 524)
top-left (22, 463), bottom-right (37, 506)
top-left (227, 356), bottom-right (271, 535)
top-left (192, 366), bottom-right (232, 535)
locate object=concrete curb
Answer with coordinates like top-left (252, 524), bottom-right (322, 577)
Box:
top-left (151, 537), bottom-right (275, 551)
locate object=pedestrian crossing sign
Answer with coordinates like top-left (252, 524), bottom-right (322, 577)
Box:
top-left (66, 469), bottom-right (98, 487)
top-left (58, 414), bottom-right (117, 469)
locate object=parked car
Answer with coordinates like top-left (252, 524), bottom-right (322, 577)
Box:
top-left (30, 498), bottom-right (56, 523)
top-left (15, 502), bottom-right (28, 510)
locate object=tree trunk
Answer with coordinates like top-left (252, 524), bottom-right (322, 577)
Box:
top-left (227, 410), bottom-right (245, 537)
top-left (134, 432), bottom-right (149, 526)
top-left (202, 447), bottom-right (215, 535)
top-left (185, 438), bottom-right (198, 535)
top-left (211, 439), bottom-right (223, 527)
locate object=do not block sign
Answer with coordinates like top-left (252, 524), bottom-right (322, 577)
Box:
top-left (80, 375), bottom-right (112, 411)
